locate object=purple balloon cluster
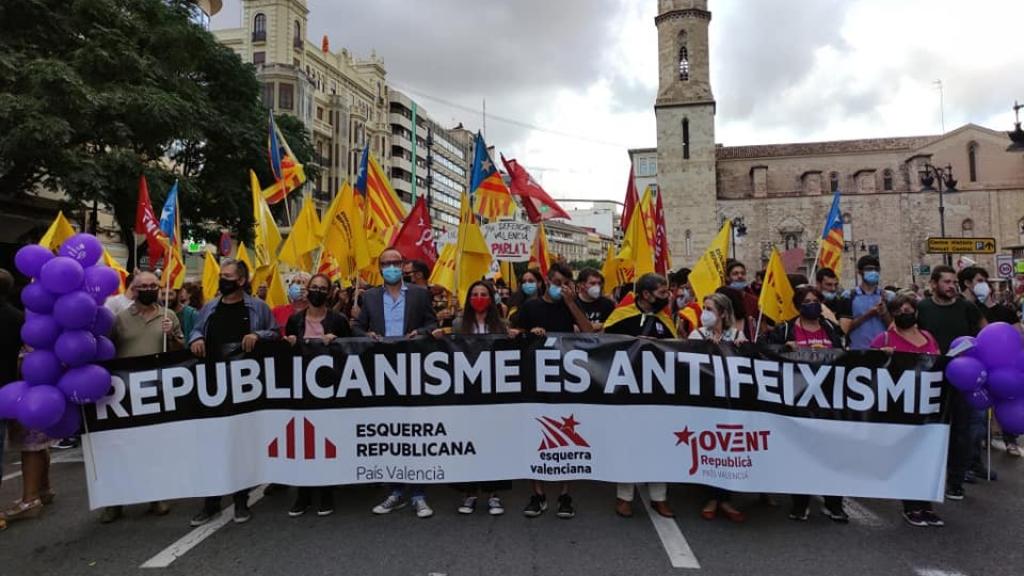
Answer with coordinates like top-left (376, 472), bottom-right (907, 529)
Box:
top-left (945, 322), bottom-right (1024, 435)
top-left (0, 234), bottom-right (120, 438)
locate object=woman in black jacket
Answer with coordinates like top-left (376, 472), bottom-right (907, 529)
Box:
top-left (283, 274), bottom-right (351, 518)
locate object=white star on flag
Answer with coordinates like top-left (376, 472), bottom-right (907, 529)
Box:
top-left (480, 158), bottom-right (492, 173)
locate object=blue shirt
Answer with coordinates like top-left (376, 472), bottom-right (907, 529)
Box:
top-left (842, 286), bottom-right (891, 350)
top-left (382, 284), bottom-right (408, 337)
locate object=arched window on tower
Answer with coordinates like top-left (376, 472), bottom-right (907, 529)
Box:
top-left (294, 21), bottom-right (302, 47)
top-left (678, 31), bottom-right (689, 81)
top-left (682, 118), bottom-right (690, 160)
top-left (968, 142), bottom-right (978, 182)
top-left (830, 172), bottom-right (840, 193)
top-left (252, 13), bottom-right (266, 41)
top-left (685, 230), bottom-right (693, 257)
top-left (882, 169), bottom-right (893, 191)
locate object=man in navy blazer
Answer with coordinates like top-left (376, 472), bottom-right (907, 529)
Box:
top-left (354, 248), bottom-right (437, 339)
top-left (358, 248), bottom-right (439, 518)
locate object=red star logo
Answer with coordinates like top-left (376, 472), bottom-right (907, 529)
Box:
top-left (674, 427), bottom-right (694, 446)
top-left (561, 415), bottom-right (580, 436)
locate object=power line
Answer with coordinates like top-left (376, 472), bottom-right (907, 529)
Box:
top-left (388, 82), bottom-right (633, 149)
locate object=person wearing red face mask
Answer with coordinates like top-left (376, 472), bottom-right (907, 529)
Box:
top-left (433, 281), bottom-right (515, 516)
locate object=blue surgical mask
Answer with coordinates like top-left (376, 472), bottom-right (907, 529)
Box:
top-left (730, 281), bottom-right (748, 290)
top-left (382, 266), bottom-right (403, 285)
top-left (823, 291), bottom-right (837, 301)
top-left (863, 271), bottom-right (880, 285)
top-left (522, 282), bottom-right (537, 296)
top-left (287, 283), bottom-right (303, 302)
top-left (547, 284), bottom-right (563, 301)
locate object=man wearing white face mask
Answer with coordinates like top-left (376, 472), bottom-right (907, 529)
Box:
top-left (575, 268), bottom-right (615, 331)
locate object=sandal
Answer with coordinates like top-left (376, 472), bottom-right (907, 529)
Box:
top-left (0, 518), bottom-right (6, 531)
top-left (2, 498), bottom-right (43, 521)
top-left (700, 502), bottom-right (718, 520)
top-left (720, 504), bottom-right (746, 523)
top-left (40, 489), bottom-right (56, 506)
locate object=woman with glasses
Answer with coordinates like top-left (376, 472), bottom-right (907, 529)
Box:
top-left (283, 274), bottom-right (352, 518)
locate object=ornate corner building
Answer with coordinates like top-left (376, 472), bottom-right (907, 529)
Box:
top-left (642, 0), bottom-right (1024, 288)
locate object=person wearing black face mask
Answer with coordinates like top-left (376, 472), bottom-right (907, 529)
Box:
top-left (282, 274), bottom-right (351, 519)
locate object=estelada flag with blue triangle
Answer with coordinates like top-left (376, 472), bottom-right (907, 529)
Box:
top-left (355, 145), bottom-right (407, 233)
top-left (815, 190), bottom-right (844, 278)
top-left (470, 132), bottom-right (514, 220)
top-left (263, 111), bottom-right (306, 205)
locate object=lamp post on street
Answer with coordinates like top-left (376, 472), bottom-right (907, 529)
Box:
top-left (919, 163), bottom-right (958, 266)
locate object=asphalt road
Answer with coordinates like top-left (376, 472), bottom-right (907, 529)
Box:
top-left (2, 442), bottom-right (1022, 576)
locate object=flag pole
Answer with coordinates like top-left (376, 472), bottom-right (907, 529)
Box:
top-left (161, 283), bottom-right (171, 353)
top-left (754, 309), bottom-right (764, 339)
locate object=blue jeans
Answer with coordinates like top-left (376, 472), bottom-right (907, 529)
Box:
top-left (389, 484), bottom-right (425, 501)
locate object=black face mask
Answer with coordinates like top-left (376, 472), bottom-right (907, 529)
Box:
top-left (403, 274), bottom-right (414, 285)
top-left (307, 291), bottom-right (328, 307)
top-left (136, 290), bottom-right (159, 306)
top-left (894, 312), bottom-right (917, 329)
top-left (219, 278), bottom-right (240, 296)
top-left (799, 302), bottom-right (822, 320)
top-left (650, 296), bottom-right (670, 312)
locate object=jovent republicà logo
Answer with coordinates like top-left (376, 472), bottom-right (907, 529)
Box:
top-left (674, 424), bottom-right (771, 477)
top-left (536, 414), bottom-right (590, 451)
top-left (268, 417), bottom-right (338, 460)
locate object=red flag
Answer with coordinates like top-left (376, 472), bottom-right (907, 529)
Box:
top-left (621, 165), bottom-right (639, 234)
top-left (390, 197), bottom-right (438, 266)
top-left (652, 187), bottom-right (672, 275)
top-left (499, 155), bottom-right (571, 223)
top-left (133, 175), bottom-right (168, 266)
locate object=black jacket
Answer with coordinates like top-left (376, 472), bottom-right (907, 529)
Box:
top-left (760, 318), bottom-right (845, 349)
top-left (285, 309), bottom-right (352, 344)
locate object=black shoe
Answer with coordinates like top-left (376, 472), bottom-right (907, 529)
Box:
top-left (234, 503), bottom-right (252, 524)
top-left (190, 508), bottom-right (220, 527)
top-left (556, 494), bottom-right (575, 519)
top-left (52, 437), bottom-right (79, 450)
top-left (945, 486), bottom-right (965, 501)
top-left (920, 510), bottom-right (945, 527)
top-left (318, 491), bottom-right (335, 517)
top-left (523, 494), bottom-right (547, 518)
top-left (822, 506), bottom-right (849, 524)
top-left (963, 470), bottom-right (978, 484)
top-left (788, 506), bottom-right (809, 521)
top-left (970, 466), bottom-right (998, 481)
top-left (902, 510), bottom-right (928, 527)
top-left (288, 498), bottom-right (310, 518)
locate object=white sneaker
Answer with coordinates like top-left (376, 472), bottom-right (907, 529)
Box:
top-left (372, 494), bottom-right (407, 515)
top-left (488, 496), bottom-right (505, 516)
top-left (1008, 443), bottom-right (1021, 457)
top-left (413, 498), bottom-right (434, 519)
top-left (458, 496), bottom-right (477, 515)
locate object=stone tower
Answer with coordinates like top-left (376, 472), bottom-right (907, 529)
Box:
top-left (655, 0), bottom-right (718, 264)
top-left (241, 0), bottom-right (309, 67)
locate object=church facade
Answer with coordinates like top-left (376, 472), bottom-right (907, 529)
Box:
top-left (637, 0), bottom-right (1024, 288)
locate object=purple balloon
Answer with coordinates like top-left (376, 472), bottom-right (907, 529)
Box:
top-left (975, 322), bottom-right (1023, 370)
top-left (83, 265), bottom-right (121, 305)
top-left (987, 368), bottom-right (1024, 401)
top-left (945, 356), bottom-right (988, 393)
top-left (965, 387), bottom-right (995, 410)
top-left (96, 336), bottom-right (116, 361)
top-left (21, 282), bottom-right (56, 314)
top-left (55, 330), bottom-right (97, 367)
top-left (995, 398), bottom-right (1024, 435)
top-left (16, 384), bottom-right (66, 430)
top-left (0, 380), bottom-right (30, 419)
top-left (53, 290), bottom-right (98, 330)
top-left (57, 364), bottom-right (112, 404)
top-left (44, 402), bottom-right (81, 438)
top-left (22, 349), bottom-right (64, 386)
top-left (58, 233), bottom-right (103, 267)
top-left (949, 335), bottom-right (978, 358)
top-left (91, 306), bottom-right (116, 337)
top-left (40, 256), bottom-right (84, 295)
top-left (14, 245), bottom-right (54, 279)
top-left (20, 315), bottom-right (62, 350)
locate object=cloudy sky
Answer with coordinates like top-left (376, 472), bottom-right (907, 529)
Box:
top-left (213, 0), bottom-right (1024, 206)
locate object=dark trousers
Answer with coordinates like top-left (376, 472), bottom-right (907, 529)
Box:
top-left (791, 494), bottom-right (842, 512)
top-left (946, 391), bottom-right (975, 489)
top-left (902, 500), bottom-right (933, 513)
top-left (204, 489), bottom-right (250, 512)
top-left (294, 486), bottom-right (332, 506)
top-left (705, 486), bottom-right (731, 502)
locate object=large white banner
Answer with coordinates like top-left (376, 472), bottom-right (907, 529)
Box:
top-left (82, 336), bottom-right (951, 508)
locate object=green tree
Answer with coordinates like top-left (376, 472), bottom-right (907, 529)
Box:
top-left (0, 0), bottom-right (318, 270)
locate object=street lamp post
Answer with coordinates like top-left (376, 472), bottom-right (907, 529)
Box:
top-left (919, 163), bottom-right (958, 266)
top-left (729, 217), bottom-right (748, 261)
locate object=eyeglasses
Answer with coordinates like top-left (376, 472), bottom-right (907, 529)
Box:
top-left (308, 287), bottom-right (329, 294)
top-left (380, 260), bottom-right (403, 267)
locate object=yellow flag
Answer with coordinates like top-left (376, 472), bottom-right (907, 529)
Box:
top-left (499, 261), bottom-right (517, 292)
top-left (639, 185), bottom-right (657, 249)
top-left (322, 181), bottom-right (370, 282)
top-left (601, 245), bottom-right (622, 296)
top-left (202, 249), bottom-right (221, 303)
top-left (758, 248), bottom-right (799, 324)
top-left (455, 192), bottom-right (493, 305)
top-left (102, 249), bottom-right (129, 294)
top-left (262, 263), bottom-right (289, 309)
top-left (617, 200), bottom-right (655, 278)
top-left (39, 211), bottom-right (76, 252)
top-left (278, 195), bottom-right (321, 270)
top-left (429, 243), bottom-right (458, 295)
top-left (162, 246), bottom-right (187, 290)
top-left (251, 170), bottom-right (282, 270)
top-left (235, 242), bottom-right (254, 273)
top-left (690, 221), bottom-right (732, 301)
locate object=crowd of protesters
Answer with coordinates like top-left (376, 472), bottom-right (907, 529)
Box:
top-left (1, 247), bottom-right (1020, 532)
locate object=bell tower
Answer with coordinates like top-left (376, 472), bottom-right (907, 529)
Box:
top-left (654, 0), bottom-right (718, 264)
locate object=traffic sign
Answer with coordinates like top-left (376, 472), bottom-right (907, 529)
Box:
top-left (926, 237), bottom-right (996, 254)
top-left (997, 254), bottom-right (1014, 279)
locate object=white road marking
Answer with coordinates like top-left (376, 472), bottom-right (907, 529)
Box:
top-left (1, 455), bottom-right (83, 482)
top-left (914, 568), bottom-right (969, 576)
top-left (814, 496), bottom-right (886, 528)
top-left (140, 485), bottom-right (267, 569)
top-left (639, 490), bottom-right (701, 570)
